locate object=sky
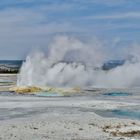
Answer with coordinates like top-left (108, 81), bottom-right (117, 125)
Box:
top-left (0, 0), bottom-right (140, 59)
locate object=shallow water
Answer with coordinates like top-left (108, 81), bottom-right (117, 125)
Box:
top-left (0, 74), bottom-right (140, 121)
top-left (94, 109), bottom-right (140, 120)
top-left (0, 90), bottom-right (140, 121)
top-left (34, 92), bottom-right (64, 97)
top-left (103, 92), bottom-right (131, 96)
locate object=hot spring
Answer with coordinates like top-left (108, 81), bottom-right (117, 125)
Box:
top-left (103, 92), bottom-right (131, 96)
top-left (95, 109), bottom-right (140, 120)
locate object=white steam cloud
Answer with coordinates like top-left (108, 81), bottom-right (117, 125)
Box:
top-left (17, 36), bottom-right (140, 88)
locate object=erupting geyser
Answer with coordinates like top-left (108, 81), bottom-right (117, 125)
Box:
top-left (17, 36), bottom-right (104, 87)
top-left (17, 36), bottom-right (140, 88)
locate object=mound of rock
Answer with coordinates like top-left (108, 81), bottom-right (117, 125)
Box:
top-left (9, 86), bottom-right (81, 95)
top-left (9, 86), bottom-right (43, 94)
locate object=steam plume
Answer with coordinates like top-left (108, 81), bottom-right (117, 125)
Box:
top-left (17, 36), bottom-right (140, 88)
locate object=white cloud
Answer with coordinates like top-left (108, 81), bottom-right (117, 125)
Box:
top-left (0, 6), bottom-right (88, 59)
top-left (0, 0), bottom-right (139, 59)
top-left (85, 12), bottom-right (140, 20)
top-left (86, 0), bottom-right (129, 6)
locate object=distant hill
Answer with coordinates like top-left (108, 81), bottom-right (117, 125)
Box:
top-left (0, 60), bottom-right (23, 73)
top-left (102, 60), bottom-right (125, 70)
top-left (0, 59), bottom-right (134, 73)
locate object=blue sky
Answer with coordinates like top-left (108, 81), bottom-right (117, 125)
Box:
top-left (0, 0), bottom-right (140, 59)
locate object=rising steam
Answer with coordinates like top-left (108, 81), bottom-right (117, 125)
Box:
top-left (17, 36), bottom-right (140, 88)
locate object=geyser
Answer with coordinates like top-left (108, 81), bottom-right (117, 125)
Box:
top-left (17, 36), bottom-right (140, 88)
top-left (17, 36), bottom-right (104, 87)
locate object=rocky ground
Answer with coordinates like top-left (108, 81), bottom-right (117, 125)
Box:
top-left (0, 95), bottom-right (139, 140)
top-left (0, 74), bottom-right (139, 140)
